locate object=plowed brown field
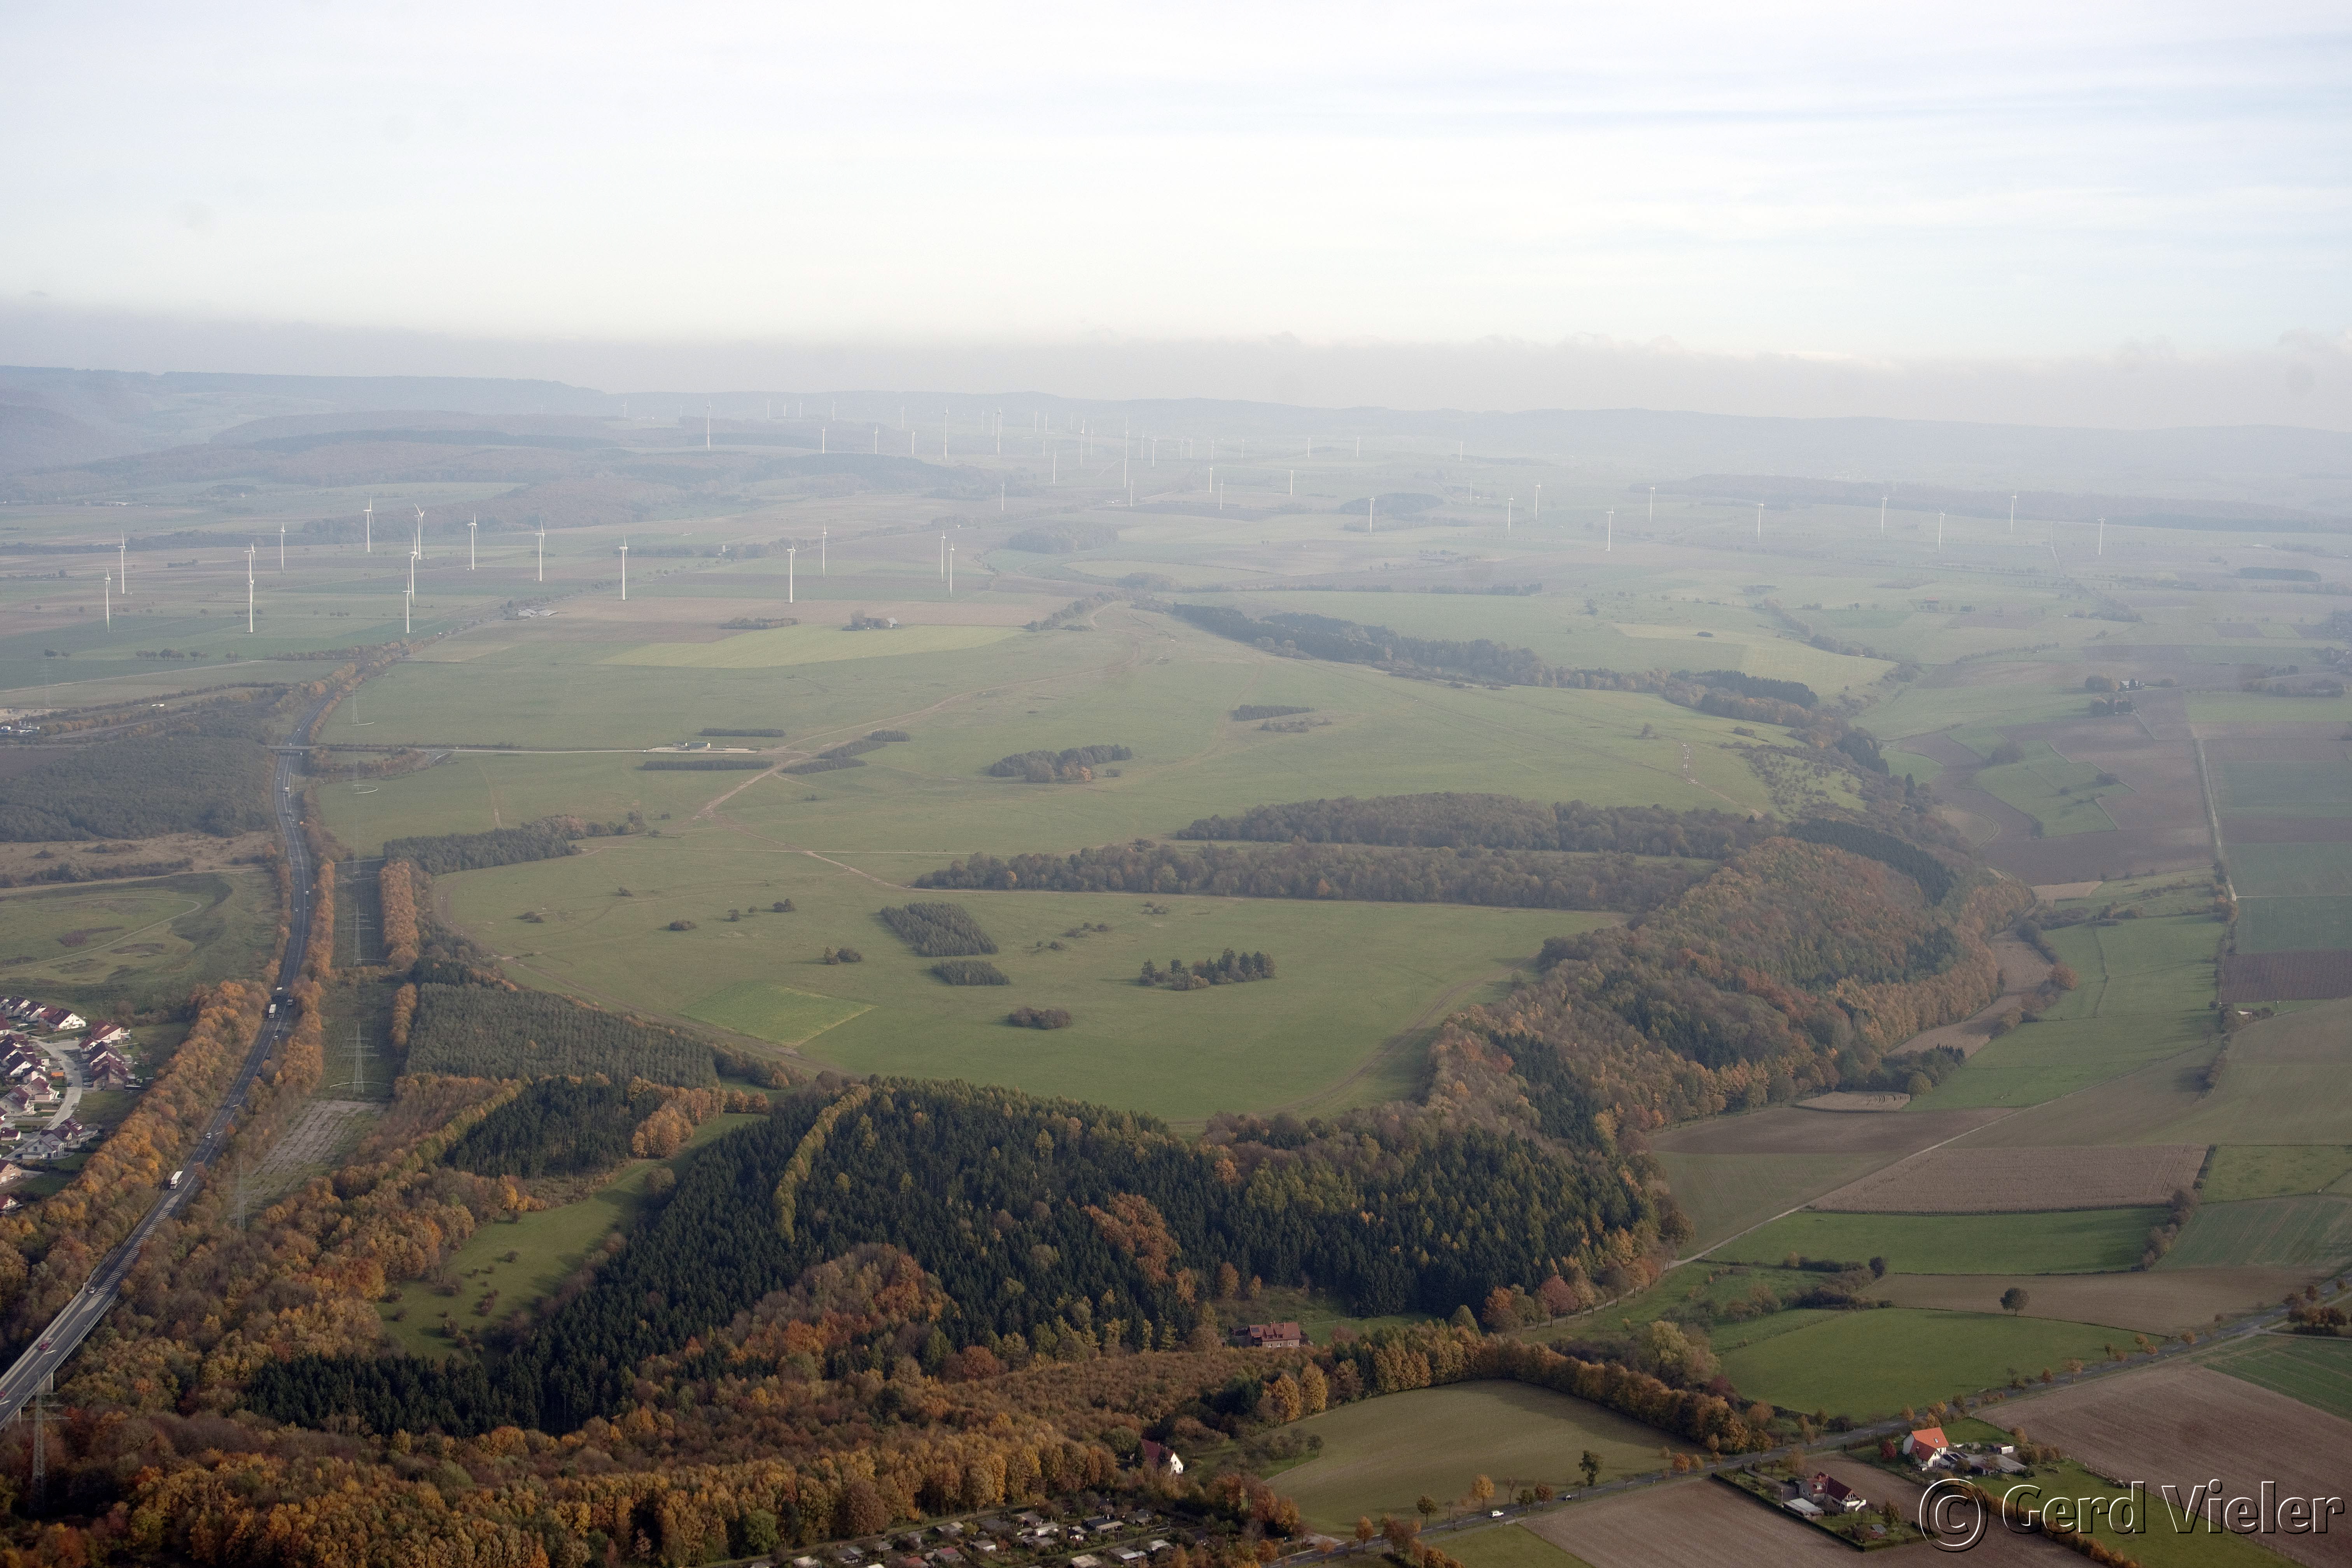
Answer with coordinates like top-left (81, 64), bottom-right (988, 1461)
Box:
top-left (1813, 1144), bottom-right (2206, 1213)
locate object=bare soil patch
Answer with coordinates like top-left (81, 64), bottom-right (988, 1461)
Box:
top-left (1812, 1144), bottom-right (2206, 1213)
top-left (1520, 1477), bottom-right (1857, 1568)
top-left (1799, 1092), bottom-right (1910, 1113)
top-left (1652, 1106), bottom-right (2011, 1157)
top-left (2011, 1362), bottom-right (2352, 1568)
top-left (1876, 1267), bottom-right (2319, 1334)
top-left (2221, 950), bottom-right (2352, 1005)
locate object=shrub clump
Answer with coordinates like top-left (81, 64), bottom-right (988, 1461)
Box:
top-left (987, 745), bottom-right (1131, 782)
top-left (877, 901), bottom-right (998, 956)
top-left (1007, 1006), bottom-right (1072, 1029)
top-left (932, 958), bottom-right (1009, 985)
top-left (820, 946), bottom-right (864, 964)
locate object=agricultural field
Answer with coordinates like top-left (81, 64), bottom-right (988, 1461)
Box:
top-left (2206, 1335), bottom-right (2352, 1423)
top-left (2203, 1146), bottom-right (2352, 1204)
top-left (1872, 1268), bottom-right (2315, 1335)
top-left (1443, 1526), bottom-right (1592, 1568)
top-left (1808, 1143), bottom-right (2204, 1213)
top-left (2011, 1363), bottom-right (2352, 1568)
top-left (2238, 896), bottom-right (2352, 956)
top-left (1524, 1479), bottom-right (1861, 1568)
top-left (1258, 1382), bottom-right (1696, 1533)
top-left (2158, 1195), bottom-right (2352, 1270)
top-left (1712, 1208), bottom-right (2163, 1275)
top-left (1966, 735), bottom-right (2128, 835)
top-left (1719, 1307), bottom-right (2129, 1419)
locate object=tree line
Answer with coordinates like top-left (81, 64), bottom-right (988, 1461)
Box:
top-left (989, 745), bottom-right (1132, 781)
top-left (915, 839), bottom-right (1703, 914)
top-left (931, 959), bottom-right (1009, 985)
top-left (0, 733), bottom-right (273, 841)
top-left (1141, 951), bottom-right (1273, 988)
top-left (1178, 793), bottom-right (1774, 859)
top-left (877, 901), bottom-right (998, 956)
top-left (381, 820), bottom-right (582, 874)
top-left (443, 1077), bottom-right (663, 1177)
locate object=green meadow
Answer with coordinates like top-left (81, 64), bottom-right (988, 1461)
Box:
top-left (1718, 1308), bottom-right (2127, 1419)
top-left (1712, 1208), bottom-right (2163, 1275)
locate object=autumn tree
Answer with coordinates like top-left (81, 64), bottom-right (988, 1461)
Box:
top-left (1578, 1451), bottom-right (1602, 1488)
top-left (2000, 1287), bottom-right (2030, 1315)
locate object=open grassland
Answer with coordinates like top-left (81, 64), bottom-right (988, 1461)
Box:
top-left (2204, 1146), bottom-right (2352, 1203)
top-left (1719, 1308), bottom-right (2128, 1419)
top-left (603, 622), bottom-right (1021, 668)
top-left (2151, 997), bottom-right (2352, 1146)
top-left (2207, 1335), bottom-right (2352, 1424)
top-left (1910, 914), bottom-right (2217, 1110)
top-left (1968, 737), bottom-right (2127, 836)
top-left (1810, 1144), bottom-right (2205, 1213)
top-left (376, 1111), bottom-right (765, 1357)
top-left (1272, 1382), bottom-right (1695, 1533)
top-left (2239, 896), bottom-right (2352, 955)
top-left (1522, 1478), bottom-right (1856, 1568)
top-left (1444, 1526), bottom-right (1593, 1568)
top-left (442, 835), bottom-right (1597, 1123)
top-left (0, 870), bottom-right (278, 1013)
top-left (1651, 1151), bottom-right (1893, 1249)
top-left (2188, 690), bottom-right (2352, 726)
top-left (1879, 746), bottom-right (1944, 786)
top-left (1713, 1208), bottom-right (2162, 1274)
top-left (682, 980), bottom-right (870, 1046)
top-left (1874, 1268), bottom-right (2316, 1335)
top-left (1866, 680), bottom-right (2092, 742)
top-left (2012, 1363), bottom-right (2352, 1568)
top-left (2158, 1195), bottom-right (2352, 1270)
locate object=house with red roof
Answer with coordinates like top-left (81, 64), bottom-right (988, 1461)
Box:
top-left (1901, 1427), bottom-right (1951, 1467)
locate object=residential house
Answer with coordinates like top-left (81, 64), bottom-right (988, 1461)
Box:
top-left (88, 1052), bottom-right (133, 1090)
top-left (1902, 1427), bottom-right (1952, 1468)
top-left (1230, 1322), bottom-right (1305, 1349)
top-left (1141, 1441), bottom-right (1185, 1475)
top-left (84, 1023), bottom-right (129, 1050)
top-left (1805, 1473), bottom-right (1867, 1513)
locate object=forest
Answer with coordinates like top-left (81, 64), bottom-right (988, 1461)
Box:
top-left (930, 959), bottom-right (1009, 985)
top-left (443, 1077), bottom-right (665, 1177)
top-left (1140, 951), bottom-right (1273, 989)
top-left (381, 820), bottom-right (582, 874)
top-left (914, 839), bottom-right (1704, 913)
top-left (244, 1076), bottom-right (1659, 1436)
top-left (987, 745), bottom-right (1132, 781)
top-left (404, 984), bottom-right (721, 1085)
top-left (877, 901), bottom-right (999, 957)
top-left (0, 734), bottom-right (273, 840)
top-left (1177, 794), bottom-right (1775, 858)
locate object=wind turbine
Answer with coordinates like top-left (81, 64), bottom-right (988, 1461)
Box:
top-left (407, 542), bottom-right (418, 597)
top-left (246, 543), bottom-right (256, 633)
top-left (536, 523), bottom-right (545, 583)
top-left (1505, 497), bottom-right (1514, 534)
top-left (403, 589), bottom-right (412, 635)
top-left (1533, 484), bottom-right (1540, 523)
top-left (619, 538), bottom-right (629, 599)
top-left (2098, 517), bottom-right (2105, 556)
top-left (413, 505), bottom-right (424, 558)
top-left (1648, 485), bottom-right (1656, 524)
top-left (278, 524), bottom-right (286, 571)
top-left (1879, 495), bottom-right (1888, 536)
top-left (102, 572), bottom-right (110, 630)
top-left (787, 545), bottom-right (796, 604)
top-left (1606, 510), bottom-right (1614, 552)
top-left (947, 543), bottom-right (955, 595)
top-left (468, 515), bottom-right (477, 569)
top-left (821, 525), bottom-right (828, 575)
top-left (1755, 502), bottom-right (1764, 541)
top-left (364, 497), bottom-right (374, 554)
top-left (2009, 493), bottom-right (2018, 534)
top-left (1367, 495), bottom-right (1376, 535)
top-left (1937, 512), bottom-right (1945, 552)
top-left (118, 534), bottom-right (128, 596)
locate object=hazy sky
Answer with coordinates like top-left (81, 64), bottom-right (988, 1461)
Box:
top-left (4, 2), bottom-right (2347, 419)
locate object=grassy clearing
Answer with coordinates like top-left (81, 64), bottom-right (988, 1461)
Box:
top-left (1879, 747), bottom-right (1943, 787)
top-left (376, 1111), bottom-right (765, 1357)
top-left (682, 980), bottom-right (869, 1046)
top-left (2159, 1195), bottom-right (2352, 1270)
top-left (0, 870), bottom-right (279, 1014)
top-left (2202, 1146), bottom-right (2352, 1203)
top-left (1651, 1151), bottom-right (1893, 1250)
top-left (1270, 1382), bottom-right (1696, 1531)
top-left (1910, 915), bottom-right (2217, 1111)
top-left (1712, 1209), bottom-right (2162, 1275)
top-left (1718, 1309), bottom-right (2125, 1419)
top-left (2229, 842), bottom-right (2352, 900)
top-left (604, 623), bottom-right (1021, 669)
top-left (445, 836), bottom-right (1598, 1124)
top-left (1967, 738), bottom-right (2127, 836)
top-left (2237, 896), bottom-right (2352, 954)
top-left (2157, 997), bottom-right (2352, 1146)
top-left (1866, 682), bottom-right (2090, 742)
top-left (2206, 1335), bottom-right (2352, 1423)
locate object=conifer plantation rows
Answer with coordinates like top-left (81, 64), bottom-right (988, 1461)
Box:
top-left (1177, 793), bottom-right (1775, 858)
top-left (380, 820), bottom-right (582, 874)
top-left (403, 984), bottom-right (721, 1085)
top-left (877, 901), bottom-right (999, 956)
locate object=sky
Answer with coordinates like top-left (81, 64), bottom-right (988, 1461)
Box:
top-left (3, 1), bottom-right (2348, 425)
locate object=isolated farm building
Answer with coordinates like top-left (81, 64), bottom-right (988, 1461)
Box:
top-left (1902, 1427), bottom-right (1952, 1466)
top-left (1141, 1440), bottom-right (1185, 1475)
top-left (1806, 1473), bottom-right (1867, 1512)
top-left (1232, 1321), bottom-right (1305, 1348)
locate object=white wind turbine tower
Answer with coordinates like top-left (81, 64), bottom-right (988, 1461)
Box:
top-left (1755, 502), bottom-right (1764, 541)
top-left (468, 516), bottom-right (477, 569)
top-left (407, 542), bottom-right (418, 598)
top-left (413, 505), bottom-right (424, 558)
top-left (536, 523), bottom-right (545, 583)
top-left (2010, 493), bottom-right (2018, 534)
top-left (787, 545), bottom-right (796, 604)
top-left (403, 589), bottom-right (412, 635)
top-left (279, 524), bottom-right (286, 571)
top-left (1533, 484), bottom-right (1540, 523)
top-left (1606, 510), bottom-right (1614, 552)
top-left (246, 543), bottom-right (256, 633)
top-left (118, 534), bottom-right (129, 596)
top-left (363, 497), bottom-right (374, 554)
top-left (1938, 512), bottom-right (1946, 552)
top-left (821, 526), bottom-right (828, 575)
top-left (947, 543), bottom-right (955, 595)
top-left (2098, 517), bottom-right (2105, 555)
top-left (1879, 495), bottom-right (1888, 536)
top-left (102, 572), bottom-right (110, 630)
top-left (619, 538), bottom-right (630, 599)
top-left (1505, 497), bottom-right (1514, 534)
top-left (1648, 486), bottom-right (1656, 524)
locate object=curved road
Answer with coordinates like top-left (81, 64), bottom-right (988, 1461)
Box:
top-left (0, 690), bottom-right (331, 1422)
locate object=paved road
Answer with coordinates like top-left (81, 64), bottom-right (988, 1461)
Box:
top-left (0, 692), bottom-right (331, 1422)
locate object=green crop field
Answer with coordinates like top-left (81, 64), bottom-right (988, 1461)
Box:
top-left (1911, 914), bottom-right (2218, 1110)
top-left (377, 1111), bottom-right (766, 1356)
top-left (2229, 842), bottom-right (2352, 900)
top-left (1967, 737), bottom-right (2127, 836)
top-left (2188, 691), bottom-right (2352, 725)
top-left (1718, 1308), bottom-right (2126, 1419)
top-left (1269, 1381), bottom-right (1696, 1531)
top-left (440, 834), bottom-right (1605, 1124)
top-left (2237, 896), bottom-right (2352, 955)
top-left (1865, 682), bottom-right (2090, 741)
top-left (2156, 998), bottom-right (2352, 1146)
top-left (1712, 1209), bottom-right (2163, 1275)
top-left (2217, 760), bottom-right (2352, 817)
top-left (682, 980), bottom-right (870, 1046)
top-left (2207, 1335), bottom-right (2352, 1423)
top-left (2158, 1195), bottom-right (2352, 1270)
top-left (2202, 1146), bottom-right (2352, 1203)
top-left (1652, 1151), bottom-right (1895, 1250)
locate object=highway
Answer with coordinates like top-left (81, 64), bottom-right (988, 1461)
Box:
top-left (0, 690), bottom-right (332, 1423)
